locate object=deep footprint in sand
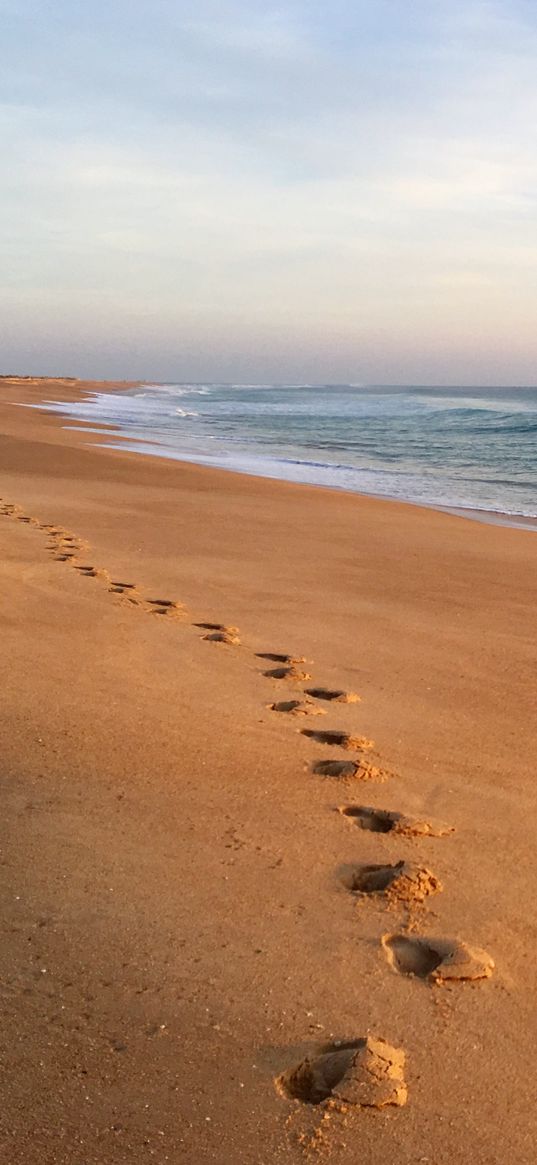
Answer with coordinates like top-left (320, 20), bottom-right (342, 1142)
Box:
top-left (146, 599), bottom-right (183, 616)
top-left (313, 759), bottom-right (389, 782)
top-left (203, 630), bottom-right (241, 645)
top-left (76, 565), bottom-right (106, 580)
top-left (339, 806), bottom-right (453, 837)
top-left (257, 652), bottom-right (307, 664)
top-left (301, 729), bottom-right (374, 750)
top-left (276, 1036), bottom-right (407, 1109)
top-left (382, 933), bottom-right (494, 982)
top-left (109, 582), bottom-right (138, 594)
top-left (264, 665), bottom-right (312, 682)
top-left (269, 699), bottom-right (326, 717)
top-left (305, 687), bottom-right (360, 704)
top-left (196, 621), bottom-right (239, 633)
top-left (342, 860), bottom-right (442, 904)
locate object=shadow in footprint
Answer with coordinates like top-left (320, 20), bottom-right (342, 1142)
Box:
top-left (270, 699), bottom-right (326, 717)
top-left (313, 759), bottom-right (388, 782)
top-left (340, 806), bottom-right (395, 832)
top-left (382, 933), bottom-right (494, 982)
top-left (301, 729), bottom-right (374, 751)
top-left (195, 621), bottom-right (238, 634)
top-left (305, 687), bottom-right (360, 704)
top-left (203, 630), bottom-right (241, 645)
top-left (276, 1036), bottom-right (407, 1108)
top-left (257, 652), bottom-right (306, 664)
top-left (339, 806), bottom-right (453, 837)
top-left (264, 665), bottom-right (311, 681)
top-left (341, 861), bottom-right (442, 904)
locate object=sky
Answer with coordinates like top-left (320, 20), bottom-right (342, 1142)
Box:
top-left (2, 0), bottom-right (537, 384)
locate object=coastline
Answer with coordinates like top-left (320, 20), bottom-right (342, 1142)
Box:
top-left (11, 376), bottom-right (537, 533)
top-left (93, 438), bottom-right (537, 532)
top-left (1, 377), bottom-right (537, 1163)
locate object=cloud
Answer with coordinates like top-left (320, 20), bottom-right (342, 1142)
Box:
top-left (2, 1), bottom-right (537, 381)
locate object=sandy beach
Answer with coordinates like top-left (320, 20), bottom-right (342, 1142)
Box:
top-left (1, 376), bottom-right (536, 1164)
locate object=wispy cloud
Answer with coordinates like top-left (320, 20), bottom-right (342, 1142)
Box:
top-left (2, 1), bottom-right (537, 381)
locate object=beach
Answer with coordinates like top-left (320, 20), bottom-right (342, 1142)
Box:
top-left (1, 376), bottom-right (536, 1163)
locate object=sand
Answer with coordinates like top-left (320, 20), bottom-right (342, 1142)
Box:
top-left (0, 376), bottom-right (536, 1164)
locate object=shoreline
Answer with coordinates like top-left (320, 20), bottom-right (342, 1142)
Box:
top-left (1, 376), bottom-right (537, 1162)
top-left (14, 378), bottom-right (537, 534)
top-left (96, 437), bottom-right (537, 532)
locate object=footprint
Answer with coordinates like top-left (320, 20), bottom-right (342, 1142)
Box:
top-left (76, 566), bottom-right (98, 577)
top-left (146, 599), bottom-right (184, 616)
top-left (196, 621), bottom-right (239, 634)
top-left (17, 516), bottom-right (32, 523)
top-left (313, 759), bottom-right (388, 782)
top-left (301, 729), bottom-right (374, 751)
top-left (276, 1036), bottom-right (407, 1109)
top-left (339, 806), bottom-right (453, 837)
top-left (257, 652), bottom-right (306, 664)
top-left (382, 933), bottom-right (494, 982)
top-left (264, 665), bottom-right (312, 682)
top-left (342, 861), bottom-right (442, 904)
top-left (110, 582), bottom-right (136, 591)
top-left (305, 687), bottom-right (360, 704)
top-left (202, 630), bottom-right (241, 645)
top-left (269, 699), bottom-right (326, 717)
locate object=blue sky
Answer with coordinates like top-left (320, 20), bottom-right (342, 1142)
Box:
top-left (2, 0), bottom-right (537, 382)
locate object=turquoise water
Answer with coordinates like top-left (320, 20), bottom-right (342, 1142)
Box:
top-left (37, 384), bottom-right (537, 521)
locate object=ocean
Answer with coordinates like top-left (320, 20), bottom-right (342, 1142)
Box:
top-left (37, 383), bottom-right (537, 524)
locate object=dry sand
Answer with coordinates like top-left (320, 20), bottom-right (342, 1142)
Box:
top-left (0, 377), bottom-right (536, 1164)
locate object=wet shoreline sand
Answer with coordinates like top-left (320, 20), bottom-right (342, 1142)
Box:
top-left (1, 377), bottom-right (536, 1163)
top-left (12, 375), bottom-right (537, 533)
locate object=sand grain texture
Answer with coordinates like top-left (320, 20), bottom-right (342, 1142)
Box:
top-left (0, 377), bottom-right (536, 1164)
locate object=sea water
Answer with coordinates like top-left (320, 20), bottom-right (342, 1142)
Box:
top-left (36, 384), bottom-right (537, 523)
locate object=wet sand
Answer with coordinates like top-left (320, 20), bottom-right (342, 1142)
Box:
top-left (1, 377), bottom-right (536, 1164)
